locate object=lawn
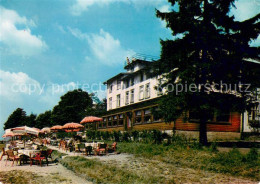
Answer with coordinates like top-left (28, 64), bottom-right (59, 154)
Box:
top-left (0, 170), bottom-right (69, 184)
top-left (59, 142), bottom-right (259, 183)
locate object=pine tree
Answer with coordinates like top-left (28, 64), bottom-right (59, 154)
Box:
top-left (154, 0), bottom-right (259, 145)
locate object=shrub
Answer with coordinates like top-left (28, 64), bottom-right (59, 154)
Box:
top-left (152, 130), bottom-right (163, 144)
top-left (113, 131), bottom-right (120, 142)
top-left (122, 132), bottom-right (130, 142)
top-left (246, 147), bottom-right (258, 162)
top-left (131, 130), bottom-right (139, 141)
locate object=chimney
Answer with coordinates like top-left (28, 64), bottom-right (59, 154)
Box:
top-left (126, 57), bottom-right (130, 65)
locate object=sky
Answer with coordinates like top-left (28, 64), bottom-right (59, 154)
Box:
top-left (0, 0), bottom-right (259, 138)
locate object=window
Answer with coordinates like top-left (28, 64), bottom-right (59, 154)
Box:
top-left (103, 118), bottom-right (107, 128)
top-left (130, 89), bottom-right (134, 103)
top-left (249, 104), bottom-right (259, 121)
top-left (108, 117), bottom-right (112, 127)
top-left (189, 110), bottom-right (214, 122)
top-left (112, 115), bottom-right (118, 126)
top-left (153, 107), bottom-right (163, 122)
top-left (109, 97), bottom-right (112, 110)
top-left (118, 114), bottom-right (124, 126)
top-left (130, 78), bottom-right (134, 86)
top-left (216, 110), bottom-right (230, 122)
top-left (144, 109), bottom-right (152, 123)
top-left (157, 86), bottom-right (163, 96)
top-left (140, 72), bottom-right (144, 82)
top-left (98, 122), bottom-right (103, 128)
top-left (125, 91), bottom-right (129, 105)
top-left (109, 84), bottom-right (113, 93)
top-left (116, 95), bottom-right (120, 107)
top-left (117, 80), bottom-right (121, 90)
top-left (125, 80), bottom-right (129, 88)
top-left (134, 110), bottom-right (142, 124)
top-left (139, 85), bottom-right (144, 100)
top-left (145, 83), bottom-right (150, 98)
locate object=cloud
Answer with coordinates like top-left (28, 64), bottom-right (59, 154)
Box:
top-left (158, 4), bottom-right (171, 12)
top-left (0, 70), bottom-right (42, 101)
top-left (0, 6), bottom-right (47, 56)
top-left (54, 23), bottom-right (66, 34)
top-left (230, 0), bottom-right (260, 21)
top-left (70, 0), bottom-right (167, 16)
top-left (250, 35), bottom-right (260, 47)
top-left (68, 27), bottom-right (135, 65)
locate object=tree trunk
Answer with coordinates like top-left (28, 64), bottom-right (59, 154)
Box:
top-left (199, 119), bottom-right (208, 146)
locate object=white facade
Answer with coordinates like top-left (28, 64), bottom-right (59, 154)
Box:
top-left (242, 88), bottom-right (260, 132)
top-left (105, 61), bottom-right (162, 111)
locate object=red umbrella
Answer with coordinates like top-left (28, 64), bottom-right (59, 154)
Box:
top-left (50, 125), bottom-right (63, 132)
top-left (80, 116), bottom-right (102, 124)
top-left (62, 122), bottom-right (84, 132)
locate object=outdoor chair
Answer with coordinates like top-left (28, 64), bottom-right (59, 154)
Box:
top-left (62, 142), bottom-right (69, 152)
top-left (40, 150), bottom-right (50, 166)
top-left (94, 143), bottom-right (107, 156)
top-left (85, 146), bottom-right (92, 156)
top-left (47, 149), bottom-right (53, 162)
top-left (0, 148), bottom-right (7, 161)
top-left (108, 142), bottom-right (117, 153)
top-left (5, 150), bottom-right (20, 166)
top-left (30, 152), bottom-right (47, 167)
top-left (75, 144), bottom-right (85, 154)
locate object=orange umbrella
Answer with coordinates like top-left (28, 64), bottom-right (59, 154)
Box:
top-left (62, 122), bottom-right (84, 132)
top-left (50, 125), bottom-right (63, 132)
top-left (80, 116), bottom-right (102, 124)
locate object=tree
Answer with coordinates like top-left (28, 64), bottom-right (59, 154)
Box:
top-left (51, 89), bottom-right (93, 125)
top-left (25, 113), bottom-right (37, 127)
top-left (154, 0), bottom-right (259, 145)
top-left (4, 108), bottom-right (27, 130)
top-left (86, 98), bottom-right (107, 117)
top-left (35, 110), bottom-right (52, 129)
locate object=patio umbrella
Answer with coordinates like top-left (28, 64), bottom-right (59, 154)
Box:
top-left (2, 129), bottom-right (22, 138)
top-left (80, 116), bottom-right (102, 124)
top-left (11, 126), bottom-right (40, 136)
top-left (62, 122), bottom-right (84, 132)
top-left (41, 127), bottom-right (51, 133)
top-left (50, 125), bottom-right (63, 132)
top-left (11, 126), bottom-right (40, 147)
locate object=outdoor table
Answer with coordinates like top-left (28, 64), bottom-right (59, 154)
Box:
top-left (50, 140), bottom-right (59, 146)
top-left (18, 149), bottom-right (40, 157)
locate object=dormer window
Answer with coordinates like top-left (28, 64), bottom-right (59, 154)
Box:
top-left (125, 79), bottom-right (130, 88)
top-left (140, 72), bottom-right (144, 82)
top-left (109, 84), bottom-right (113, 93)
top-left (130, 78), bottom-right (134, 86)
top-left (117, 80), bottom-right (121, 90)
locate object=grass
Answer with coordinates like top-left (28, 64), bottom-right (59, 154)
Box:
top-left (56, 142), bottom-right (259, 183)
top-left (0, 170), bottom-right (69, 184)
top-left (60, 156), bottom-right (162, 184)
top-left (116, 142), bottom-right (260, 180)
top-left (51, 150), bottom-right (67, 162)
